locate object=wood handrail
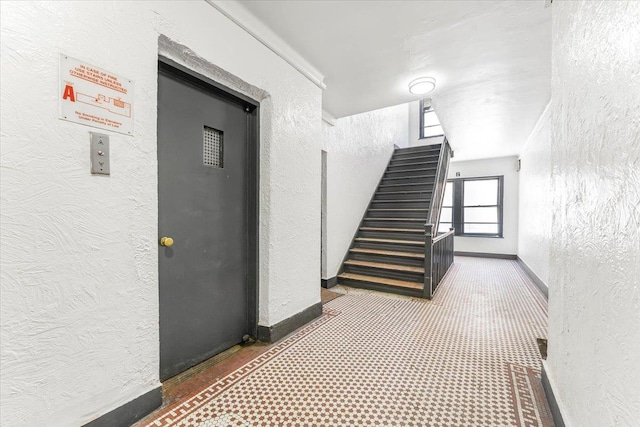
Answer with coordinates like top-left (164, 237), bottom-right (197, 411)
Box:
top-left (432, 228), bottom-right (455, 244)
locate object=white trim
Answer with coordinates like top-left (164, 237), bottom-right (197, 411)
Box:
top-left (322, 110), bottom-right (337, 126)
top-left (205, 0), bottom-right (326, 90)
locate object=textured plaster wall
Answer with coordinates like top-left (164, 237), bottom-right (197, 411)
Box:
top-left (322, 104), bottom-right (409, 278)
top-left (518, 103), bottom-right (551, 286)
top-left (548, 1), bottom-right (640, 425)
top-left (447, 157), bottom-right (519, 255)
top-left (0, 1), bottom-right (321, 426)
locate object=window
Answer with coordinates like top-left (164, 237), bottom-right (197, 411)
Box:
top-left (438, 181), bottom-right (454, 233)
top-left (438, 176), bottom-right (504, 237)
top-left (420, 100), bottom-right (444, 139)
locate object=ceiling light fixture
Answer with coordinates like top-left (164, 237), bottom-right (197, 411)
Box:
top-left (408, 77), bottom-right (436, 95)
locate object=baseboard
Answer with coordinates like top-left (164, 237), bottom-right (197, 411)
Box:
top-left (454, 251), bottom-right (517, 260)
top-left (541, 360), bottom-right (567, 427)
top-left (82, 387), bottom-right (162, 427)
top-left (517, 256), bottom-right (549, 299)
top-left (257, 302), bottom-right (322, 343)
top-left (321, 276), bottom-right (338, 289)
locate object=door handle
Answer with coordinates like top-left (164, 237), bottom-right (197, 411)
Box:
top-left (160, 236), bottom-right (174, 247)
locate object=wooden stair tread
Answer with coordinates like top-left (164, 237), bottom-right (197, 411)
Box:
top-left (350, 248), bottom-right (425, 258)
top-left (368, 208), bottom-right (428, 211)
top-left (388, 161), bottom-right (438, 167)
top-left (345, 259), bottom-right (424, 273)
top-left (371, 199), bottom-right (430, 203)
top-left (382, 175), bottom-right (434, 180)
top-left (392, 154), bottom-right (439, 160)
top-left (379, 182), bottom-right (431, 188)
top-left (360, 227), bottom-right (422, 233)
top-left (375, 190), bottom-right (432, 195)
top-left (364, 217), bottom-right (424, 221)
top-left (386, 167), bottom-right (437, 173)
top-left (356, 237), bottom-right (424, 245)
top-left (395, 148), bottom-right (440, 153)
top-left (338, 273), bottom-right (423, 290)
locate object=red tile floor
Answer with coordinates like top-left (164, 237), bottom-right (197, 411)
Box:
top-left (139, 257), bottom-right (553, 427)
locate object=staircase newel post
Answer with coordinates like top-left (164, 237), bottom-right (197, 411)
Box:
top-left (424, 223), bottom-right (434, 299)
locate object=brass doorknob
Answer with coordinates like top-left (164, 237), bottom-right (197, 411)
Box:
top-left (160, 237), bottom-right (174, 247)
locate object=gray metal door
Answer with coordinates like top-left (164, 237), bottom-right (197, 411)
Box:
top-left (158, 64), bottom-right (252, 381)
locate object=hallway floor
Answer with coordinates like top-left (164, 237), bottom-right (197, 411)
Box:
top-left (141, 257), bottom-right (552, 427)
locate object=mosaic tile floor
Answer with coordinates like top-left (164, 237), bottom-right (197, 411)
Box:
top-left (142, 257), bottom-right (552, 427)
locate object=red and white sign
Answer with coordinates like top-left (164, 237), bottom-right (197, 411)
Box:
top-left (59, 54), bottom-right (134, 135)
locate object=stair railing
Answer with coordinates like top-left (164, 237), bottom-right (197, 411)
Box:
top-left (423, 139), bottom-right (454, 298)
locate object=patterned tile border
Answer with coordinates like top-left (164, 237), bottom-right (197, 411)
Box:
top-left (508, 363), bottom-right (554, 427)
top-left (144, 308), bottom-right (341, 427)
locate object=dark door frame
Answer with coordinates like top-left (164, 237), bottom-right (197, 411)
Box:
top-left (157, 56), bottom-right (260, 356)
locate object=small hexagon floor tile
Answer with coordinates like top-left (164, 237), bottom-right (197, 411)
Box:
top-left (143, 257), bottom-right (553, 427)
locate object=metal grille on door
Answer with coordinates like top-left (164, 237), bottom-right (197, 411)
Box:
top-left (203, 126), bottom-right (223, 168)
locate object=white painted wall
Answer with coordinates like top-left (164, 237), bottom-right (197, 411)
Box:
top-left (322, 104), bottom-right (409, 278)
top-left (547, 1), bottom-right (640, 425)
top-left (518, 103), bottom-right (551, 286)
top-left (407, 100), bottom-right (445, 148)
top-left (448, 156), bottom-right (519, 255)
top-left (0, 1), bottom-right (322, 426)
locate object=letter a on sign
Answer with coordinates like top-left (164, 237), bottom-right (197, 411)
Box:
top-left (62, 84), bottom-right (75, 102)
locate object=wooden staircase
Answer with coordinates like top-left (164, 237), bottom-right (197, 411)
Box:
top-left (338, 143), bottom-right (449, 297)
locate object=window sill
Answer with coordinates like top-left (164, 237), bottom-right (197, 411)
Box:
top-left (457, 234), bottom-right (503, 239)
top-left (419, 135), bottom-right (445, 140)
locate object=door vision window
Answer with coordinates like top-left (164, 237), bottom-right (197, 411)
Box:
top-left (203, 125), bottom-right (223, 168)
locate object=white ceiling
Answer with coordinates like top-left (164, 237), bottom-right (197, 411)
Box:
top-left (240, 0), bottom-right (551, 160)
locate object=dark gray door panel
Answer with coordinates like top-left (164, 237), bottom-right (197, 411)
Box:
top-left (158, 67), bottom-right (250, 381)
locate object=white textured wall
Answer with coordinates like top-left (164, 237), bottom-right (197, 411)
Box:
top-left (323, 104), bottom-right (409, 278)
top-left (0, 1), bottom-right (321, 426)
top-left (518, 103), bottom-right (551, 286)
top-left (448, 156), bottom-right (519, 255)
top-left (548, 1), bottom-right (640, 425)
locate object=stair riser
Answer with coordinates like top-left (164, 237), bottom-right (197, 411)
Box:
top-left (378, 183), bottom-right (434, 193)
top-left (384, 169), bottom-right (438, 179)
top-left (349, 251), bottom-right (424, 267)
top-left (396, 144), bottom-right (441, 153)
top-left (394, 147), bottom-right (440, 157)
top-left (387, 161), bottom-right (438, 171)
top-left (358, 229), bottom-right (424, 240)
top-left (369, 200), bottom-right (430, 209)
top-left (344, 264), bottom-right (424, 283)
top-left (374, 191), bottom-right (432, 201)
top-left (389, 156), bottom-right (440, 166)
top-left (381, 177), bottom-right (435, 186)
top-left (392, 150), bottom-right (440, 160)
top-left (362, 219), bottom-right (424, 228)
top-left (367, 210), bottom-right (428, 219)
top-left (355, 240), bottom-right (424, 253)
top-left (338, 277), bottom-right (423, 298)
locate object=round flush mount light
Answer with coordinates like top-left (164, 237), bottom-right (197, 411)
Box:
top-left (408, 77), bottom-right (436, 95)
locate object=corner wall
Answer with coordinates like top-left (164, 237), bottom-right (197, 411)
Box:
top-left (518, 103), bottom-right (551, 286)
top-left (0, 1), bottom-right (322, 426)
top-left (323, 104), bottom-right (409, 279)
top-left (548, 1), bottom-right (640, 425)
top-left (447, 156), bottom-right (519, 255)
